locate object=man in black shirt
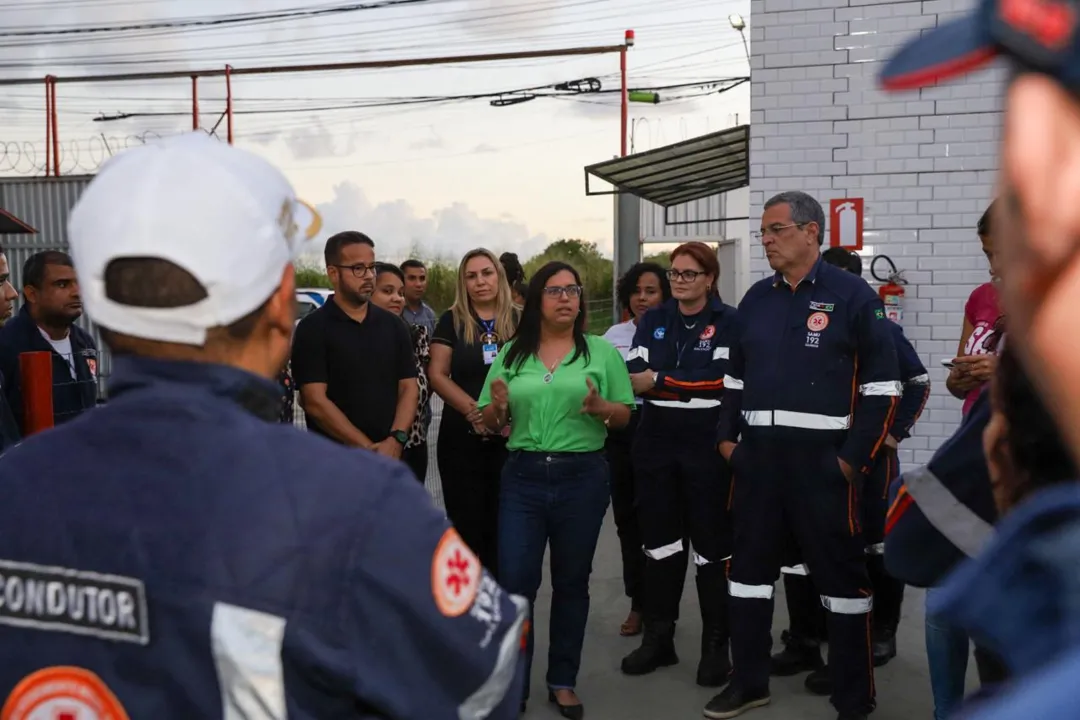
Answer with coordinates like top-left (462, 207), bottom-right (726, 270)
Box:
top-left (292, 231), bottom-right (418, 460)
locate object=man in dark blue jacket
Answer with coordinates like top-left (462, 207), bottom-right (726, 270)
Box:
top-left (777, 247), bottom-right (932, 697)
top-left (0, 251), bottom-right (99, 434)
top-left (707, 192), bottom-right (900, 720)
top-left (0, 132), bottom-right (527, 720)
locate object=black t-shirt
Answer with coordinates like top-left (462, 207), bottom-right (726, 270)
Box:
top-left (292, 298), bottom-right (417, 443)
top-left (432, 309), bottom-right (513, 434)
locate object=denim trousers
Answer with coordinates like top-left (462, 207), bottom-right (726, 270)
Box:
top-left (498, 450), bottom-right (610, 701)
top-left (925, 587), bottom-right (970, 719)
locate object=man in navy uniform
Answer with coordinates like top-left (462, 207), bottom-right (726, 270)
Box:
top-left (0, 133), bottom-right (527, 720)
top-left (705, 191), bottom-right (900, 720)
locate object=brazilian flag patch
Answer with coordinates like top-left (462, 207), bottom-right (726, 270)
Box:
top-left (874, 308), bottom-right (885, 320)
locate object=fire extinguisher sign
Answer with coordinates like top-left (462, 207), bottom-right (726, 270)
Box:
top-left (829, 198), bottom-right (864, 250)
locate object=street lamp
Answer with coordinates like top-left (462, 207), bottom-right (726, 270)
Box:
top-left (729, 13), bottom-right (750, 66)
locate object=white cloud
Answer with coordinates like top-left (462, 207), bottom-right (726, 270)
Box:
top-left (299, 181), bottom-right (550, 265)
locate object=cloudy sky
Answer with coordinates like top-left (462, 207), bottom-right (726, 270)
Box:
top-left (0, 0), bottom-right (751, 263)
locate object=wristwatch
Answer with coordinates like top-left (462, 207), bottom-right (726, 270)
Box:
top-left (389, 429), bottom-right (409, 445)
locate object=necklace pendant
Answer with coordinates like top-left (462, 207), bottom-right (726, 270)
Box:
top-left (543, 372), bottom-right (554, 384)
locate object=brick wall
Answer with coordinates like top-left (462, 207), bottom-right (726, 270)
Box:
top-left (748, 0), bottom-right (1003, 467)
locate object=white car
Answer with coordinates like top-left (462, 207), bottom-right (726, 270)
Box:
top-left (295, 288), bottom-right (332, 323)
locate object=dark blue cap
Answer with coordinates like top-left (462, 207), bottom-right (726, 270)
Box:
top-left (880, 0), bottom-right (1080, 92)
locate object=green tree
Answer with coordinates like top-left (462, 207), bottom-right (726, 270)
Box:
top-left (642, 251), bottom-right (671, 268)
top-left (295, 264), bottom-right (332, 289)
top-left (525, 239), bottom-right (615, 334)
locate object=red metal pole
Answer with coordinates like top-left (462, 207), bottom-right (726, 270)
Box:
top-left (49, 77), bottom-right (59, 176)
top-left (225, 65), bottom-right (234, 144)
top-left (192, 75), bottom-right (200, 130)
top-left (19, 351), bottom-right (54, 435)
top-left (44, 76), bottom-right (52, 177)
top-left (621, 30), bottom-right (634, 157)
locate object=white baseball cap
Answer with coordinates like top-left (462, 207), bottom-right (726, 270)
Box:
top-left (68, 131), bottom-right (321, 345)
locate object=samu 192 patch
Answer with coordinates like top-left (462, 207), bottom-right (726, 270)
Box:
top-left (874, 308), bottom-right (886, 320)
top-left (0, 559), bottom-right (149, 645)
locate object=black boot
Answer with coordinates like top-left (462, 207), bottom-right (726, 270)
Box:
top-left (804, 665), bottom-right (831, 696)
top-left (696, 570), bottom-right (732, 687)
top-left (620, 618), bottom-right (678, 675)
top-left (770, 630), bottom-right (824, 676)
top-left (872, 630), bottom-right (897, 667)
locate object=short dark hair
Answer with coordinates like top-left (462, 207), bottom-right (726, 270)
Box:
top-left (101, 257), bottom-right (267, 353)
top-left (324, 231), bottom-right (374, 266)
top-left (375, 262), bottom-right (404, 284)
top-left (499, 252), bottom-right (526, 285)
top-left (977, 200), bottom-right (996, 237)
top-left (764, 191), bottom-right (827, 246)
top-left (400, 259), bottom-right (425, 273)
top-left (23, 250), bottom-right (73, 289)
top-left (821, 247), bottom-right (863, 276)
top-left (616, 262), bottom-right (672, 313)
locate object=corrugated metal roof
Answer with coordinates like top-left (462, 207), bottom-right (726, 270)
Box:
top-left (584, 125), bottom-right (749, 207)
top-left (0, 176), bottom-right (93, 252)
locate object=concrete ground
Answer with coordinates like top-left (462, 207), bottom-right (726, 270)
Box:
top-left (413, 397), bottom-right (978, 719)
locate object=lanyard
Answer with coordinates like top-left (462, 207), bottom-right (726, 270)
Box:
top-left (673, 314), bottom-right (703, 369)
top-left (479, 318), bottom-right (497, 344)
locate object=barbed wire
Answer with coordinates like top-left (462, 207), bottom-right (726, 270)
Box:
top-left (0, 131), bottom-right (164, 175)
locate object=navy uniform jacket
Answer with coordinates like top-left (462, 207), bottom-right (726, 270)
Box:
top-left (717, 258), bottom-right (901, 473)
top-left (0, 305), bottom-right (99, 433)
top-left (0, 370), bottom-right (17, 454)
top-left (890, 322), bottom-right (930, 441)
top-left (0, 356), bottom-right (527, 720)
top-left (626, 296), bottom-right (738, 426)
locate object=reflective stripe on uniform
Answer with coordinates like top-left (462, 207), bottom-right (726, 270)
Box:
top-left (903, 465), bottom-right (994, 558)
top-left (627, 346), bottom-right (649, 362)
top-left (859, 381), bottom-right (903, 396)
top-left (643, 539), bottom-right (683, 560)
top-left (693, 552), bottom-right (710, 566)
top-left (864, 543), bottom-right (885, 555)
top-left (723, 375), bottom-right (743, 390)
top-left (742, 409), bottom-right (851, 430)
top-left (907, 373), bottom-right (931, 385)
top-left (713, 346), bottom-right (730, 360)
top-left (820, 595), bottom-right (873, 614)
top-left (780, 564), bottom-right (810, 576)
top-left (647, 398), bottom-right (722, 410)
top-left (729, 581), bottom-right (774, 600)
top-left (458, 594), bottom-right (530, 720)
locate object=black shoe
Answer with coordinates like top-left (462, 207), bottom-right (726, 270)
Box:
top-left (621, 619), bottom-right (679, 676)
top-left (872, 631), bottom-right (897, 667)
top-left (519, 701), bottom-right (527, 716)
top-left (703, 685), bottom-right (771, 719)
top-left (696, 623), bottom-right (732, 687)
top-left (547, 690), bottom-right (584, 720)
top-left (804, 665), bottom-right (831, 696)
top-left (837, 713), bottom-right (868, 720)
top-left (770, 630), bottom-right (824, 676)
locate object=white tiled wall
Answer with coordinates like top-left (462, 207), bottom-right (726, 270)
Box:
top-left (749, 0), bottom-right (1003, 467)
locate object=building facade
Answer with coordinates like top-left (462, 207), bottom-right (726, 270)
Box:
top-left (749, 0), bottom-right (1003, 466)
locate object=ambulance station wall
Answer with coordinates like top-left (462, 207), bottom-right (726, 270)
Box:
top-left (748, 0), bottom-right (1004, 467)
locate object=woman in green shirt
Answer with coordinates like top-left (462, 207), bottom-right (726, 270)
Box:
top-left (479, 261), bottom-right (635, 718)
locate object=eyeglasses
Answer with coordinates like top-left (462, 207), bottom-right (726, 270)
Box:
top-left (543, 284), bottom-right (582, 299)
top-left (333, 263), bottom-right (377, 278)
top-left (750, 222), bottom-right (806, 240)
top-left (667, 269), bottom-right (706, 282)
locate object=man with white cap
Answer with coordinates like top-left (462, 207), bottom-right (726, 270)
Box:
top-left (0, 132), bottom-right (527, 720)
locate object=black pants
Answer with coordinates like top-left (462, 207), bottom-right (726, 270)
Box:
top-left (438, 422), bottom-right (507, 578)
top-left (632, 420), bottom-right (730, 625)
top-left (785, 446), bottom-right (905, 643)
top-left (402, 442), bottom-right (428, 486)
top-left (728, 434), bottom-right (874, 716)
top-left (605, 416), bottom-right (645, 612)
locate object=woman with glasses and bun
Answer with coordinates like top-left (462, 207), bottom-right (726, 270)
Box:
top-left (602, 262), bottom-right (673, 638)
top-left (619, 241), bottom-right (739, 693)
top-left (479, 261), bottom-right (635, 718)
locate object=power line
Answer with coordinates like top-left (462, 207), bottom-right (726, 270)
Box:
top-left (0, 0), bottom-right (444, 38)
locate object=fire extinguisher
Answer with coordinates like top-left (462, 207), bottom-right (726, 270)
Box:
top-left (871, 254), bottom-right (907, 324)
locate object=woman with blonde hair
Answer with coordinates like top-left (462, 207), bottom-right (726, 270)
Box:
top-left (430, 248), bottom-right (519, 573)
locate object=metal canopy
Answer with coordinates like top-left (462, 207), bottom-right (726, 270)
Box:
top-left (0, 208), bottom-right (37, 235)
top-left (584, 124), bottom-right (749, 207)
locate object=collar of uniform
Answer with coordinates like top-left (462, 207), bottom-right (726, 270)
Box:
top-left (108, 355), bottom-right (282, 422)
top-left (772, 255), bottom-right (824, 288)
top-left (325, 295), bottom-right (384, 325)
top-left (662, 295), bottom-right (727, 316)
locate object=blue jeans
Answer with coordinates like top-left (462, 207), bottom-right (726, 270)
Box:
top-left (925, 587), bottom-right (970, 719)
top-left (498, 450), bottom-right (610, 701)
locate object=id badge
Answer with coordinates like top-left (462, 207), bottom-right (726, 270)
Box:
top-left (482, 343), bottom-right (498, 365)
